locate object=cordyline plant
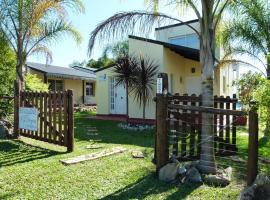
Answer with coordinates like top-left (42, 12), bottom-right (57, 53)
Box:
top-left (133, 55), bottom-right (159, 119)
top-left (113, 54), bottom-right (137, 120)
top-left (0, 0), bottom-right (84, 85)
top-left (88, 0), bottom-right (233, 174)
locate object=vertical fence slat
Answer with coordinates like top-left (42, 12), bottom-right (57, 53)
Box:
top-left (197, 96), bottom-right (202, 156)
top-left (190, 94), bottom-right (196, 158)
top-left (48, 92), bottom-right (52, 143)
top-left (67, 90), bottom-right (74, 152)
top-left (219, 98), bottom-right (224, 153)
top-left (44, 93), bottom-right (48, 141)
top-left (58, 91), bottom-right (63, 145)
top-left (155, 73), bottom-right (168, 171)
top-left (181, 97), bottom-right (187, 158)
top-left (232, 94), bottom-right (237, 151)
top-left (214, 96), bottom-right (218, 152)
top-left (247, 106), bottom-right (258, 185)
top-left (173, 97), bottom-right (179, 157)
top-left (39, 93), bottom-right (43, 139)
top-left (63, 91), bottom-right (68, 146)
top-left (225, 97), bottom-right (231, 152)
top-left (53, 91), bottom-right (57, 143)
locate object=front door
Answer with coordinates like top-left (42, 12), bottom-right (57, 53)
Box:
top-left (109, 77), bottom-right (127, 115)
top-left (185, 77), bottom-right (202, 95)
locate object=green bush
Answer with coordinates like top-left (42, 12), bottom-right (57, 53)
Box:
top-left (0, 36), bottom-right (16, 118)
top-left (25, 74), bottom-right (49, 92)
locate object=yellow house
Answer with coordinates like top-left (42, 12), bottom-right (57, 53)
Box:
top-left (25, 62), bottom-right (97, 105)
top-left (95, 19), bottom-right (239, 120)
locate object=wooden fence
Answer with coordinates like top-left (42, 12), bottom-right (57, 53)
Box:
top-left (15, 89), bottom-right (74, 152)
top-left (167, 93), bottom-right (239, 160)
top-left (155, 73), bottom-right (259, 185)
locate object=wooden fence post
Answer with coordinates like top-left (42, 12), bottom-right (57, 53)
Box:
top-left (13, 80), bottom-right (21, 138)
top-left (247, 104), bottom-right (258, 185)
top-left (155, 73), bottom-right (169, 172)
top-left (67, 90), bottom-right (74, 152)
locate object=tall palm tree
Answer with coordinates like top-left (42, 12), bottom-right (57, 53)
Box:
top-left (222, 0), bottom-right (270, 136)
top-left (0, 0), bottom-right (84, 85)
top-left (88, 0), bottom-right (232, 174)
top-left (113, 54), bottom-right (137, 120)
top-left (133, 55), bottom-right (158, 119)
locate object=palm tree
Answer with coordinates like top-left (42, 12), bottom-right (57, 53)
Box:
top-left (113, 54), bottom-right (137, 120)
top-left (133, 55), bottom-right (158, 119)
top-left (88, 0), bottom-right (232, 174)
top-left (222, 0), bottom-right (270, 136)
top-left (0, 0), bottom-right (84, 85)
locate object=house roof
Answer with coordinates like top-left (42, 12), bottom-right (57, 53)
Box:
top-left (26, 62), bottom-right (96, 81)
top-left (94, 63), bottom-right (115, 72)
top-left (155, 19), bottom-right (199, 31)
top-left (129, 35), bottom-right (199, 61)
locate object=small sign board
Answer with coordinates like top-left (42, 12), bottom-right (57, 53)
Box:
top-left (19, 107), bottom-right (38, 131)
top-left (157, 78), bottom-right (163, 94)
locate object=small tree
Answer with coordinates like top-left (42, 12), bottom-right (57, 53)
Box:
top-left (25, 74), bottom-right (49, 92)
top-left (132, 56), bottom-right (158, 119)
top-left (113, 54), bottom-right (137, 120)
top-left (0, 0), bottom-right (84, 85)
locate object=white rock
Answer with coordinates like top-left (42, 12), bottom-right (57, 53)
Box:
top-left (159, 163), bottom-right (179, 182)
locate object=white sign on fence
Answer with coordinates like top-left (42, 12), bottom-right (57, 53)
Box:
top-left (157, 78), bottom-right (163, 94)
top-left (19, 107), bottom-right (38, 131)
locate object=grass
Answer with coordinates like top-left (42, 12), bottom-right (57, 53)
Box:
top-left (0, 113), bottom-right (269, 200)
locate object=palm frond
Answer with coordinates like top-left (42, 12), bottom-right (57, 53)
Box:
top-left (88, 11), bottom-right (199, 56)
top-left (28, 44), bottom-right (53, 64)
top-left (27, 20), bottom-right (82, 56)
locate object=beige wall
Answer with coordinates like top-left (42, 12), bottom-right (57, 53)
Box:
top-left (96, 70), bottom-right (113, 115)
top-left (155, 22), bottom-right (200, 43)
top-left (28, 69), bottom-right (97, 105)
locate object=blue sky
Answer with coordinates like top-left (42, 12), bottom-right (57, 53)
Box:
top-left (28, 0), bottom-right (265, 75)
top-left (29, 0), bottom-right (196, 67)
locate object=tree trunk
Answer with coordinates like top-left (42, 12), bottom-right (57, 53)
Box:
top-left (198, 2), bottom-right (216, 174)
top-left (143, 97), bottom-right (146, 119)
top-left (264, 53), bottom-right (270, 137)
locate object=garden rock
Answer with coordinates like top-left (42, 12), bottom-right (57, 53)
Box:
top-left (159, 163), bottom-right (179, 182)
top-left (178, 166), bottom-right (187, 175)
top-left (230, 155), bottom-right (246, 163)
top-left (186, 167), bottom-right (202, 183)
top-left (204, 167), bottom-right (232, 187)
top-left (132, 150), bottom-right (144, 158)
top-left (239, 175), bottom-right (270, 200)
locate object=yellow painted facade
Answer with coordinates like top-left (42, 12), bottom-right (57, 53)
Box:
top-left (95, 37), bottom-right (236, 119)
top-left (27, 69), bottom-right (96, 105)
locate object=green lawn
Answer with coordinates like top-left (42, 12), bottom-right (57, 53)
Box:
top-left (0, 113), bottom-right (269, 200)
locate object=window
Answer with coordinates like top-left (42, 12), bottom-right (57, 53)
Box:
top-left (48, 80), bottom-right (64, 91)
top-left (86, 82), bottom-right (94, 96)
top-left (191, 68), bottom-right (196, 73)
top-left (169, 34), bottom-right (199, 49)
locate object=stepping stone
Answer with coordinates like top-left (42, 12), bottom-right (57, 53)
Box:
top-left (60, 147), bottom-right (127, 165)
top-left (86, 144), bottom-right (103, 149)
top-left (132, 151), bottom-right (144, 158)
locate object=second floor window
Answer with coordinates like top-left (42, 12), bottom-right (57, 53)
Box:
top-left (169, 34), bottom-right (199, 49)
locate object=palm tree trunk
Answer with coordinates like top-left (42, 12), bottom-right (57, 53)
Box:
top-left (264, 53), bottom-right (270, 137)
top-left (198, 7), bottom-right (216, 174)
top-left (143, 97), bottom-right (146, 119)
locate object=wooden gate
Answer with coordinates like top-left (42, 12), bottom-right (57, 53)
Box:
top-left (17, 90), bottom-right (74, 152)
